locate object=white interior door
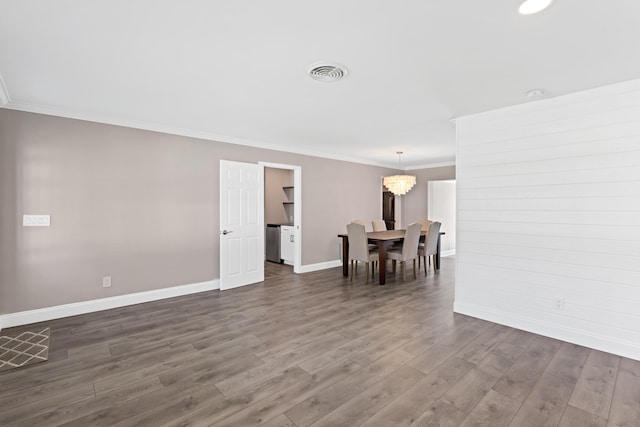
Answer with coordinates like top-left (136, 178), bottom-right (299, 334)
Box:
top-left (220, 160), bottom-right (264, 290)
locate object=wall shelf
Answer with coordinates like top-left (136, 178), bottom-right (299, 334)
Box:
top-left (283, 186), bottom-right (294, 223)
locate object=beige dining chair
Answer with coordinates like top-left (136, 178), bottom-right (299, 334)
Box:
top-left (351, 219), bottom-right (367, 229)
top-left (372, 219), bottom-right (387, 232)
top-left (352, 219), bottom-right (378, 252)
top-left (347, 222), bottom-right (379, 283)
top-left (417, 220), bottom-right (433, 233)
top-left (387, 222), bottom-right (422, 281)
top-left (416, 219), bottom-right (433, 270)
top-left (418, 221), bottom-right (441, 274)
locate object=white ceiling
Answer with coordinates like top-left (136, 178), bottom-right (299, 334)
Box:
top-left (1, 0), bottom-right (640, 169)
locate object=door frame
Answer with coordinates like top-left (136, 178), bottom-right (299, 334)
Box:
top-left (259, 162), bottom-right (302, 273)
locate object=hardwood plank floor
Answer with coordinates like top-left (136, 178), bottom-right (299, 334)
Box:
top-left (1, 258), bottom-right (640, 426)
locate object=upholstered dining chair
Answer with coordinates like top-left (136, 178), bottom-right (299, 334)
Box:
top-left (416, 220), bottom-right (433, 270)
top-left (418, 221), bottom-right (441, 274)
top-left (352, 219), bottom-right (367, 229)
top-left (417, 220), bottom-right (433, 233)
top-left (352, 219), bottom-right (378, 252)
top-left (386, 222), bottom-right (422, 281)
top-left (372, 219), bottom-right (387, 232)
top-left (347, 222), bottom-right (379, 283)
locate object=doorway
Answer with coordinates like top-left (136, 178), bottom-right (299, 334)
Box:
top-left (260, 162), bottom-right (302, 273)
top-left (219, 161), bottom-right (302, 291)
top-left (428, 180), bottom-right (456, 257)
top-left (382, 190), bottom-right (395, 230)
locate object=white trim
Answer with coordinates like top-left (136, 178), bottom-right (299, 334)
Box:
top-left (404, 161), bottom-right (456, 171)
top-left (293, 166), bottom-right (302, 273)
top-left (297, 260), bottom-right (343, 274)
top-left (258, 161), bottom-right (296, 170)
top-left (441, 249), bottom-right (456, 257)
top-left (453, 301), bottom-right (640, 362)
top-left (0, 280), bottom-right (219, 330)
top-left (0, 73), bottom-right (10, 106)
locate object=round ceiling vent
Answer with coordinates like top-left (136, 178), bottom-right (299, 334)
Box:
top-left (307, 63), bottom-right (348, 82)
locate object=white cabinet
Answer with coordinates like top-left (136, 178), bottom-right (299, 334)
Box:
top-left (280, 225), bottom-right (295, 265)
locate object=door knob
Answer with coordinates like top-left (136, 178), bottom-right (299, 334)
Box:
top-left (221, 230), bottom-right (232, 235)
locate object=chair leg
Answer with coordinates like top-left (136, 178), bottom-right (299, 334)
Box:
top-left (350, 260), bottom-right (354, 281)
top-left (392, 260), bottom-right (397, 273)
top-left (402, 261), bottom-right (406, 281)
top-left (413, 259), bottom-right (417, 279)
top-left (423, 256), bottom-right (427, 275)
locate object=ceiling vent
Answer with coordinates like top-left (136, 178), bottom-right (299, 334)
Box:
top-left (307, 63), bottom-right (348, 82)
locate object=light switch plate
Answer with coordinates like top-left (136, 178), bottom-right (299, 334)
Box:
top-left (23, 215), bottom-right (51, 227)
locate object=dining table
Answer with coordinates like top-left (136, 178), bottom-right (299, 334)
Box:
top-left (337, 229), bottom-right (444, 285)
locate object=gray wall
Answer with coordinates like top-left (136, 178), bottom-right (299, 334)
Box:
top-left (0, 109), bottom-right (399, 313)
top-left (0, 115), bottom-right (17, 316)
top-left (264, 168), bottom-right (293, 225)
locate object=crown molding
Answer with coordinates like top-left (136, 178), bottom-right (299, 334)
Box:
top-left (404, 160), bottom-right (456, 171)
top-left (0, 73), bottom-right (10, 106)
top-left (3, 101), bottom-right (402, 169)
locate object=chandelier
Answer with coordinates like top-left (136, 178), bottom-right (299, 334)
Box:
top-left (383, 152), bottom-right (416, 196)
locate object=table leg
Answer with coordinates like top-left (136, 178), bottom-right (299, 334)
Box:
top-left (341, 236), bottom-right (349, 276)
top-left (377, 241), bottom-right (388, 285)
top-left (435, 234), bottom-right (441, 271)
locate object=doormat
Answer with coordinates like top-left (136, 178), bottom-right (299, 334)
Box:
top-left (0, 327), bottom-right (50, 372)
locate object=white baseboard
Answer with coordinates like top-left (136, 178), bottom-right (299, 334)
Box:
top-left (441, 250), bottom-right (456, 257)
top-left (454, 301), bottom-right (640, 362)
top-left (298, 259), bottom-right (343, 274)
top-left (0, 279), bottom-right (219, 331)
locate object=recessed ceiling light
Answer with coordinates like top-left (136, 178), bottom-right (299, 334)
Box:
top-left (519, 0), bottom-right (554, 15)
top-left (526, 88), bottom-right (545, 98)
top-left (307, 63), bottom-right (348, 82)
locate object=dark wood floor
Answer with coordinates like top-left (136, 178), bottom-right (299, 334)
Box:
top-left (1, 258), bottom-right (639, 426)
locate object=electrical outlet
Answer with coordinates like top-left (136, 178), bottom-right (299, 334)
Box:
top-left (554, 297), bottom-right (565, 310)
top-left (102, 276), bottom-right (112, 288)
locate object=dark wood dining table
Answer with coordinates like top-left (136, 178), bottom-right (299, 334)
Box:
top-left (337, 229), bottom-right (444, 285)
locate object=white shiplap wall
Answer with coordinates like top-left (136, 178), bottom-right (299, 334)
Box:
top-left (454, 78), bottom-right (640, 361)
